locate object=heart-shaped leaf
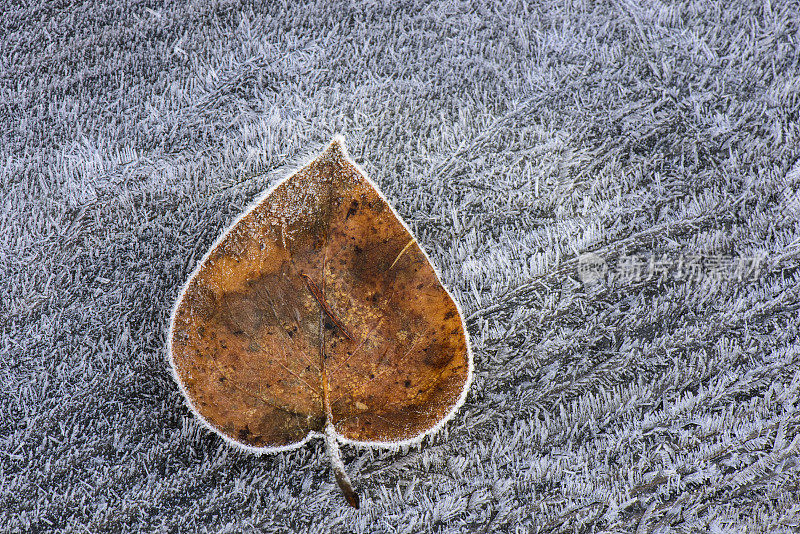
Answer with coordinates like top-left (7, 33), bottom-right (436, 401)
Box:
top-left (168, 137), bottom-right (472, 507)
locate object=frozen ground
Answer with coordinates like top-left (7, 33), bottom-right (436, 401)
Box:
top-left (2, 0), bottom-right (800, 532)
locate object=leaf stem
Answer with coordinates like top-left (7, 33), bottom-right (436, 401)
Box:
top-left (325, 423), bottom-right (359, 509)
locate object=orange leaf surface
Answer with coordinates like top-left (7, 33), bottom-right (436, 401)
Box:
top-left (168, 136), bottom-right (472, 507)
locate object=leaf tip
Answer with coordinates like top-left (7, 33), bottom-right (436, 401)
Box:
top-left (325, 134), bottom-right (348, 160)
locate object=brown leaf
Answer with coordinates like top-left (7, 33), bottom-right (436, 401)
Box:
top-left (168, 136), bottom-right (472, 507)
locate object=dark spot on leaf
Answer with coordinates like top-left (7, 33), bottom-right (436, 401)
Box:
top-left (346, 200), bottom-right (359, 219)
